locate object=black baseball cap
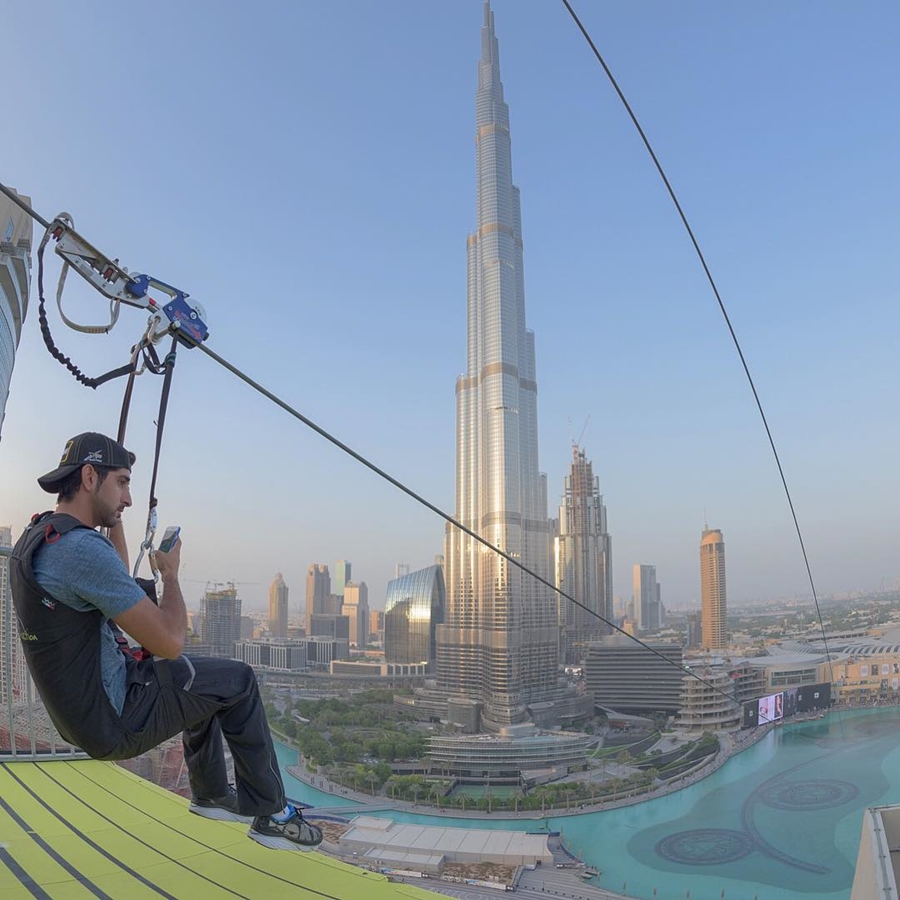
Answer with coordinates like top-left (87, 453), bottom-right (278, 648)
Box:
top-left (38, 432), bottom-right (136, 493)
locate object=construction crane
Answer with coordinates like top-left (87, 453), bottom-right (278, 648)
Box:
top-left (569, 414), bottom-right (591, 451)
top-left (183, 579), bottom-right (258, 593)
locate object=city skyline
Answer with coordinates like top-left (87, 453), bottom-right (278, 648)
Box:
top-left (0, 2), bottom-right (896, 617)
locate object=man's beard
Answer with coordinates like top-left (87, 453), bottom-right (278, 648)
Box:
top-left (92, 489), bottom-right (120, 529)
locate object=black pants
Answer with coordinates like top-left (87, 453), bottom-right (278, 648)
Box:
top-left (119, 655), bottom-right (286, 817)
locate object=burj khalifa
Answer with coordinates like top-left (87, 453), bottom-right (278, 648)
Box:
top-left (437, 1), bottom-right (559, 731)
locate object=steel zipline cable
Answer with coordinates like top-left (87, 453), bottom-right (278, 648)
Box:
top-left (559, 0), bottom-right (837, 691)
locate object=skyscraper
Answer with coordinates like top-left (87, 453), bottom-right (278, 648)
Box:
top-left (0, 189), bottom-right (33, 442)
top-left (555, 445), bottom-right (612, 662)
top-left (342, 581), bottom-right (369, 648)
top-left (199, 584), bottom-right (242, 659)
top-left (385, 565), bottom-right (445, 667)
top-left (0, 524), bottom-right (27, 705)
top-left (700, 528), bottom-right (727, 649)
top-left (306, 563), bottom-right (331, 633)
top-left (438, 1), bottom-right (558, 731)
top-left (333, 560), bottom-right (351, 598)
top-left (369, 609), bottom-right (385, 644)
top-left (268, 572), bottom-right (288, 638)
top-left (633, 564), bottom-right (660, 632)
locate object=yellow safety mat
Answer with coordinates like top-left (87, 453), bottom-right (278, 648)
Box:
top-left (0, 759), bottom-right (435, 899)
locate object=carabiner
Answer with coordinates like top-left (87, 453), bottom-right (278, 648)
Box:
top-left (132, 506), bottom-right (159, 581)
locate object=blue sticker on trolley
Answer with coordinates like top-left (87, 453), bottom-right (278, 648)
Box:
top-left (163, 297), bottom-right (209, 345)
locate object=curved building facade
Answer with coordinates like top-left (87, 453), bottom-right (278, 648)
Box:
top-left (429, 725), bottom-right (590, 779)
top-left (0, 188), bottom-right (32, 442)
top-left (384, 565), bottom-right (445, 667)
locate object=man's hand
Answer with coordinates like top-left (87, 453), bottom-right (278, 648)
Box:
top-left (152, 538), bottom-right (182, 582)
top-left (116, 538), bottom-right (186, 659)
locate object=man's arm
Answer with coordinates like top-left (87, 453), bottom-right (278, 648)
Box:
top-left (112, 542), bottom-right (186, 659)
top-left (107, 522), bottom-right (129, 569)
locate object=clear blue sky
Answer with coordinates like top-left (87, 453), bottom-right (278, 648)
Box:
top-left (2, 1), bottom-right (898, 614)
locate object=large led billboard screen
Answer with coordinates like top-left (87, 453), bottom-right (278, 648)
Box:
top-left (796, 682), bottom-right (831, 711)
top-left (757, 692), bottom-right (783, 724)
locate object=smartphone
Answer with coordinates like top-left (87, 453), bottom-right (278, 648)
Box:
top-left (158, 526), bottom-right (181, 554)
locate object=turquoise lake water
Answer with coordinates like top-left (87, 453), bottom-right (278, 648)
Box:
top-left (276, 708), bottom-right (900, 900)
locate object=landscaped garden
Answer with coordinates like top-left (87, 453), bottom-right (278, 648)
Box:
top-left (264, 689), bottom-right (721, 811)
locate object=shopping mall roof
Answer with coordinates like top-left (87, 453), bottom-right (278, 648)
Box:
top-left (340, 816), bottom-right (553, 866)
top-left (741, 652), bottom-right (833, 667)
top-left (0, 759), bottom-right (434, 899)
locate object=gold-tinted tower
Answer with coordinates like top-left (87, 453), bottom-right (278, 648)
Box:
top-left (700, 528), bottom-right (727, 649)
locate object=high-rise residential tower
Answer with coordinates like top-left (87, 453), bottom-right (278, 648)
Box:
top-left (268, 573), bottom-right (288, 638)
top-left (306, 563), bottom-right (331, 633)
top-left (199, 584), bottom-right (242, 659)
top-left (0, 189), bottom-right (33, 442)
top-left (437, 1), bottom-right (558, 730)
top-left (555, 445), bottom-right (612, 662)
top-left (700, 528), bottom-right (727, 649)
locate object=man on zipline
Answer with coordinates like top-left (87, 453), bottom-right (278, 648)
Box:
top-left (10, 432), bottom-right (322, 852)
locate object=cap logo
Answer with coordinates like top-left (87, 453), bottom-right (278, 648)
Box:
top-left (59, 440), bottom-right (74, 465)
top-left (84, 451), bottom-right (104, 463)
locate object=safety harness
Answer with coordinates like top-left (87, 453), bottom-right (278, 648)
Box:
top-left (10, 513), bottom-right (136, 758)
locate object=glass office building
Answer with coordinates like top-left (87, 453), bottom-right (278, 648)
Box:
top-left (0, 188), bottom-right (33, 443)
top-left (384, 565), bottom-right (445, 667)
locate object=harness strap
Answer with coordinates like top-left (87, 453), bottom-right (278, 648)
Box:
top-left (130, 335), bottom-right (178, 580)
top-left (148, 336), bottom-right (178, 514)
top-left (116, 344), bottom-right (142, 444)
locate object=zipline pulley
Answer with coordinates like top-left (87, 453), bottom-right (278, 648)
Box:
top-left (46, 213), bottom-right (209, 348)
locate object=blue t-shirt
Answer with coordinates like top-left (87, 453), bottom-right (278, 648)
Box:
top-left (32, 528), bottom-right (146, 715)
